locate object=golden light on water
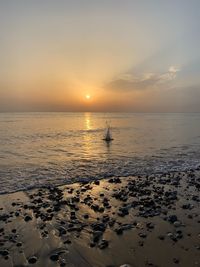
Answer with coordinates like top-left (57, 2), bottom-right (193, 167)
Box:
top-left (84, 112), bottom-right (92, 131)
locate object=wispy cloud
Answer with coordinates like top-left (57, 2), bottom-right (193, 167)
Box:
top-left (106, 66), bottom-right (181, 92)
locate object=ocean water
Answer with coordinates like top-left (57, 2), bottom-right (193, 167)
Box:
top-left (0, 112), bottom-right (200, 194)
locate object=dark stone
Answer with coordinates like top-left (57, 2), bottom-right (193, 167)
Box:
top-left (28, 256), bottom-right (37, 264)
top-left (91, 204), bottom-right (100, 212)
top-left (173, 258), bottom-right (180, 264)
top-left (90, 242), bottom-right (95, 247)
top-left (91, 222), bottom-right (106, 232)
top-left (139, 232), bottom-right (147, 238)
top-left (98, 239), bottom-right (109, 249)
top-left (108, 219), bottom-right (115, 227)
top-left (168, 215), bottom-right (177, 224)
top-left (158, 235), bottom-right (165, 240)
top-left (58, 226), bottom-right (66, 235)
top-left (24, 215), bottom-right (32, 222)
top-left (115, 227), bottom-right (123, 235)
top-left (50, 253), bottom-right (59, 261)
top-left (108, 177), bottom-right (121, 183)
top-left (60, 262), bottom-right (66, 267)
top-left (99, 207), bottom-right (105, 213)
top-left (93, 231), bottom-right (103, 242)
top-left (118, 207), bottom-right (129, 217)
top-left (146, 222), bottom-right (154, 229)
top-left (0, 250), bottom-right (9, 256)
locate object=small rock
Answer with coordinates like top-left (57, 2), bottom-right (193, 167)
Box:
top-left (24, 215), bottom-right (32, 222)
top-left (0, 250), bottom-right (9, 256)
top-left (115, 227), bottom-right (123, 235)
top-left (50, 253), bottom-right (59, 261)
top-left (139, 232), bottom-right (147, 238)
top-left (118, 207), bottom-right (129, 217)
top-left (93, 231), bottom-right (103, 242)
top-left (158, 235), bottom-right (165, 240)
top-left (58, 226), bottom-right (66, 235)
top-left (174, 221), bottom-right (181, 227)
top-left (146, 222), bottom-right (154, 229)
top-left (173, 258), bottom-right (180, 264)
top-left (28, 256), bottom-right (38, 264)
top-left (168, 215), bottom-right (177, 224)
top-left (98, 239), bottom-right (109, 249)
top-left (90, 242), bottom-right (96, 247)
top-left (83, 214), bottom-right (89, 219)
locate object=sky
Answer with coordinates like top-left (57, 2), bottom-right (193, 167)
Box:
top-left (0, 0), bottom-right (200, 112)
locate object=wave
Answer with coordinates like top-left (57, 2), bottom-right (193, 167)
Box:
top-left (0, 153), bottom-right (200, 195)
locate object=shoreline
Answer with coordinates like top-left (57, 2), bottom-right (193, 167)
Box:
top-left (1, 166), bottom-right (200, 196)
top-left (0, 170), bottom-right (199, 267)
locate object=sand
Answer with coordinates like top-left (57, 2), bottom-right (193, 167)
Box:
top-left (0, 170), bottom-right (199, 267)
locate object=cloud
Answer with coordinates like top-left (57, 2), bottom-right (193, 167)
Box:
top-left (169, 66), bottom-right (180, 73)
top-left (106, 65), bottom-right (181, 92)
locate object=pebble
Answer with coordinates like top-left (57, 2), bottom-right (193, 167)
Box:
top-left (50, 253), bottom-right (59, 261)
top-left (174, 221), bottom-right (181, 227)
top-left (168, 215), bottom-right (178, 224)
top-left (139, 232), bottom-right (147, 238)
top-left (58, 226), bottom-right (67, 235)
top-left (93, 231), bottom-right (103, 242)
top-left (98, 239), bottom-right (109, 249)
top-left (173, 258), bottom-right (180, 264)
top-left (28, 256), bottom-right (38, 264)
top-left (24, 215), bottom-right (32, 222)
top-left (115, 227), bottom-right (123, 235)
top-left (0, 250), bottom-right (9, 256)
top-left (158, 235), bottom-right (165, 240)
top-left (64, 239), bottom-right (71, 244)
top-left (60, 260), bottom-right (66, 267)
top-left (118, 207), bottom-right (129, 217)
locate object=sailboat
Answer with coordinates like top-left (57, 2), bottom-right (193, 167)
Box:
top-left (103, 123), bottom-right (113, 142)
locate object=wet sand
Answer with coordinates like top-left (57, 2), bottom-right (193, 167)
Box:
top-left (0, 170), bottom-right (199, 267)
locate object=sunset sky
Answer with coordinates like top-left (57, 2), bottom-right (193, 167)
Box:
top-left (0, 0), bottom-right (200, 112)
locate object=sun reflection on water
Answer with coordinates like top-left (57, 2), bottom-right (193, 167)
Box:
top-left (83, 113), bottom-right (93, 159)
top-left (85, 112), bottom-right (92, 130)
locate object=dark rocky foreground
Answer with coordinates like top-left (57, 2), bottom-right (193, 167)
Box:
top-left (0, 170), bottom-right (199, 267)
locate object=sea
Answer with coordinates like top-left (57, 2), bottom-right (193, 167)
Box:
top-left (0, 112), bottom-right (200, 194)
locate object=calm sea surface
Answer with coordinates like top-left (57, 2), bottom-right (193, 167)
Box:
top-left (0, 112), bottom-right (200, 194)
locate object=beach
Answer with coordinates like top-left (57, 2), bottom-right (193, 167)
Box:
top-left (0, 169), bottom-right (199, 267)
top-left (1, 0), bottom-right (200, 265)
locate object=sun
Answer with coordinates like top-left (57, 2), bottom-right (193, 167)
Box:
top-left (85, 94), bottom-right (91, 100)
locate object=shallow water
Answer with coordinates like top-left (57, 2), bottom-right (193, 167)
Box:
top-left (0, 112), bottom-right (200, 194)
